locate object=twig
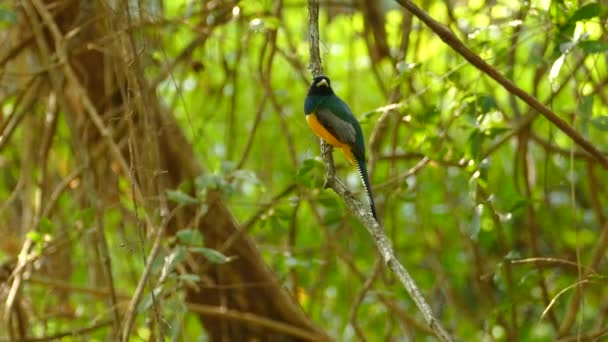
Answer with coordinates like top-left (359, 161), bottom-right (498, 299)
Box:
top-left (560, 219), bottom-right (608, 334)
top-left (0, 319), bottom-right (114, 342)
top-left (510, 257), bottom-right (597, 275)
top-left (186, 303), bottom-right (328, 341)
top-left (393, 0), bottom-right (608, 169)
top-left (221, 183), bottom-right (297, 252)
top-left (307, 1), bottom-right (452, 340)
top-left (120, 209), bottom-right (172, 341)
top-left (349, 258), bottom-right (382, 342)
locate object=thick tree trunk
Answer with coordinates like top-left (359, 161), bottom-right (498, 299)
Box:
top-left (7, 0), bottom-right (328, 340)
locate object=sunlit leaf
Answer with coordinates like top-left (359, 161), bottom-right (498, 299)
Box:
top-left (590, 116), bottom-right (608, 131)
top-left (138, 286), bottom-right (164, 313)
top-left (172, 274), bottom-right (201, 282)
top-left (176, 229), bottom-right (203, 245)
top-left (577, 95), bottom-right (594, 118)
top-left (160, 246), bottom-right (187, 279)
top-left (579, 40), bottom-right (608, 54)
top-left (569, 3), bottom-right (605, 22)
top-left (190, 247), bottom-right (232, 264)
top-left (0, 7), bottom-right (16, 23)
top-left (549, 54), bottom-right (566, 83)
top-left (166, 189), bottom-right (199, 205)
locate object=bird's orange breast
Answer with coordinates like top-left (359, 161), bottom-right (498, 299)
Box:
top-left (306, 113), bottom-right (356, 166)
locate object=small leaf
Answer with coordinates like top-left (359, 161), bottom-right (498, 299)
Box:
top-left (468, 129), bottom-right (482, 162)
top-left (160, 246), bottom-right (187, 279)
top-left (138, 286), bottom-right (164, 313)
top-left (579, 40), bottom-right (608, 54)
top-left (190, 247), bottom-right (232, 264)
top-left (509, 198), bottom-right (531, 213)
top-left (323, 209), bottom-right (343, 226)
top-left (176, 229), bottom-right (203, 245)
top-left (166, 189), bottom-right (199, 205)
top-left (549, 54), bottom-right (566, 83)
top-left (470, 204), bottom-right (483, 241)
top-left (295, 158), bottom-right (324, 188)
top-left (317, 194), bottom-right (340, 208)
top-left (39, 217), bottom-right (54, 234)
top-left (484, 127), bottom-right (510, 139)
top-left (220, 160), bottom-right (236, 173)
top-left (589, 116), bottom-right (608, 131)
top-left (195, 174), bottom-right (221, 191)
top-left (569, 3), bottom-right (604, 23)
top-left (504, 250), bottom-right (522, 260)
top-left (172, 274), bottom-right (201, 282)
top-left (27, 231), bottom-right (42, 243)
top-left (476, 94), bottom-right (498, 113)
top-left (578, 95), bottom-right (594, 118)
top-left (0, 8), bottom-right (16, 23)
top-left (297, 159), bottom-right (322, 177)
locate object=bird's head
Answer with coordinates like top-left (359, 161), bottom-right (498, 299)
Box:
top-left (307, 75), bottom-right (334, 96)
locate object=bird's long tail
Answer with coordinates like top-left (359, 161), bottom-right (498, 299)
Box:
top-left (355, 158), bottom-right (378, 221)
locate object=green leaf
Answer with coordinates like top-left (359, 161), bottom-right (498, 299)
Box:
top-left (76, 208), bottom-right (95, 226)
top-left (27, 231), bottom-right (43, 243)
top-left (468, 129), bottom-right (482, 162)
top-left (549, 54), bottom-right (566, 83)
top-left (0, 8), bottom-right (16, 23)
top-left (589, 116), bottom-right (608, 131)
top-left (295, 158), bottom-right (324, 188)
top-left (190, 247), bottom-right (232, 264)
top-left (504, 250), bottom-right (522, 260)
top-left (220, 160), bottom-right (236, 174)
top-left (578, 95), bottom-right (594, 118)
top-left (166, 189), bottom-right (199, 205)
top-left (323, 209), bottom-right (343, 226)
top-left (39, 217), bottom-right (54, 234)
top-left (317, 193), bottom-right (340, 209)
top-left (297, 158), bottom-right (322, 177)
top-left (138, 286), bottom-right (164, 313)
top-left (579, 40), bottom-right (608, 54)
top-left (176, 229), bottom-right (203, 245)
top-left (470, 204), bottom-right (483, 241)
top-left (171, 274), bottom-right (201, 282)
top-left (161, 246), bottom-right (187, 279)
top-left (484, 127), bottom-right (510, 139)
top-left (476, 94), bottom-right (498, 113)
top-left (195, 174), bottom-right (222, 191)
top-left (569, 3), bottom-right (604, 23)
top-left (509, 198), bottom-right (531, 213)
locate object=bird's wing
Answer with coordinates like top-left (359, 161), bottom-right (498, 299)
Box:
top-left (316, 107), bottom-right (356, 144)
top-left (316, 107), bottom-right (366, 160)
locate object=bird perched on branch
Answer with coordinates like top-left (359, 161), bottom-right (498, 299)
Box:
top-left (304, 75), bottom-right (378, 221)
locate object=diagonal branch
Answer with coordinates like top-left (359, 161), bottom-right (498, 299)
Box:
top-left (306, 1), bottom-right (452, 341)
top-left (393, 0), bottom-right (608, 169)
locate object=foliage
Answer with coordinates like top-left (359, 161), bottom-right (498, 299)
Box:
top-left (1, 0), bottom-right (608, 340)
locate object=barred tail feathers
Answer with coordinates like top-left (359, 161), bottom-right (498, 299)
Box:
top-left (354, 158), bottom-right (378, 221)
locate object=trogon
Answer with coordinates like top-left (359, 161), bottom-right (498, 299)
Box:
top-left (304, 75), bottom-right (378, 221)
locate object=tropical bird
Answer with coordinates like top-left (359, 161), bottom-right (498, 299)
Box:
top-left (304, 75), bottom-right (378, 221)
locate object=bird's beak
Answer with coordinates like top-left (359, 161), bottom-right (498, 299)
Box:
top-left (315, 79), bottom-right (329, 87)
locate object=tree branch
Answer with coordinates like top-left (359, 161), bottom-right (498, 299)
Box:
top-left (306, 1), bottom-right (452, 340)
top-left (394, 0), bottom-right (608, 170)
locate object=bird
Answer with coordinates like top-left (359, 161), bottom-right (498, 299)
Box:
top-left (304, 75), bottom-right (378, 221)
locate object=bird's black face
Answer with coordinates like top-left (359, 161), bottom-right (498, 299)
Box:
top-left (313, 76), bottom-right (330, 88)
top-left (308, 75), bottom-right (334, 96)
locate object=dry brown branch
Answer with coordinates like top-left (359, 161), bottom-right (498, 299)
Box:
top-left (120, 207), bottom-right (174, 341)
top-left (0, 320), bottom-right (114, 342)
top-left (349, 258), bottom-right (382, 342)
top-left (187, 303), bottom-right (328, 341)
